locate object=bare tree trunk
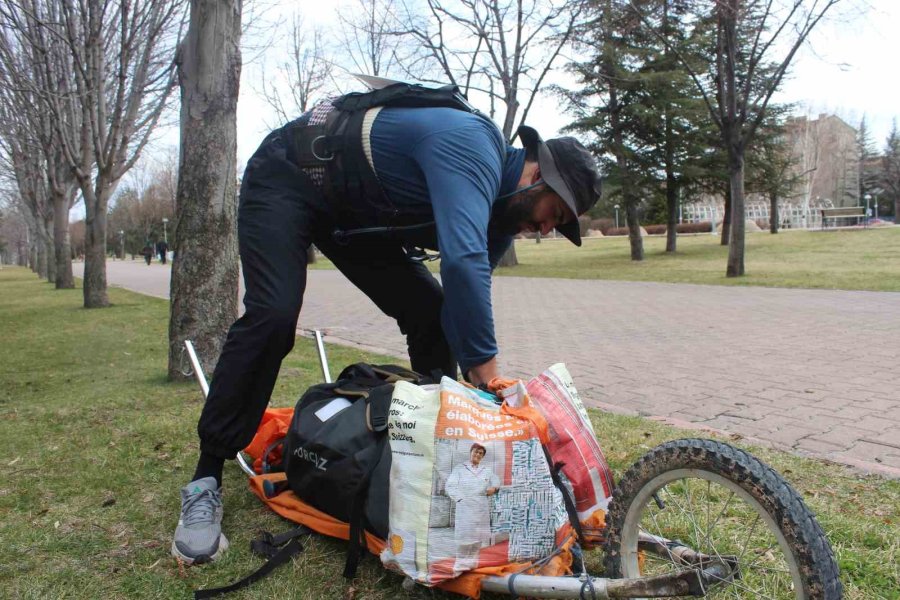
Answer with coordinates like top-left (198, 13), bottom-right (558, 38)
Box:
top-left (665, 180), bottom-right (677, 253)
top-left (52, 191), bottom-right (74, 288)
top-left (727, 154), bottom-right (746, 276)
top-left (168, 0), bottom-right (241, 380)
top-left (769, 193), bottom-right (779, 234)
top-left (35, 232), bottom-right (48, 279)
top-left (498, 243), bottom-right (518, 267)
top-left (720, 184), bottom-right (731, 245)
top-left (43, 216), bottom-right (56, 284)
top-left (83, 192), bottom-right (110, 307)
top-left (662, 5), bottom-right (677, 254)
top-left (625, 199), bottom-right (644, 261)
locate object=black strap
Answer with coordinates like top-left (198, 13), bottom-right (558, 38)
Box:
top-left (542, 447), bottom-right (586, 547)
top-left (365, 385), bottom-right (394, 432)
top-left (343, 484), bottom-right (368, 578)
top-left (342, 435), bottom-right (389, 579)
top-left (580, 577), bottom-right (599, 600)
top-left (250, 525), bottom-right (311, 558)
top-left (193, 538), bottom-right (304, 599)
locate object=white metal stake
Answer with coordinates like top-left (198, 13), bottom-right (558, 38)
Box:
top-left (314, 329), bottom-right (332, 383)
top-left (184, 339), bottom-right (256, 477)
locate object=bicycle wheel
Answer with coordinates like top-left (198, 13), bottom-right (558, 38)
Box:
top-left (603, 438), bottom-right (842, 599)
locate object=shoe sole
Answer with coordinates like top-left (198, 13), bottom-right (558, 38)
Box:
top-left (171, 533), bottom-right (230, 565)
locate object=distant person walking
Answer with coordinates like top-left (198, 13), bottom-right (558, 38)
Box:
top-left (141, 243), bottom-right (153, 266)
top-left (157, 239), bottom-right (169, 265)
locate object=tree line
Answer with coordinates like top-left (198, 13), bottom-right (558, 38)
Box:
top-left (2, 0), bottom-right (898, 375)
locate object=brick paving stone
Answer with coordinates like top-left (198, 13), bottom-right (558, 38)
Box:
top-left (860, 432), bottom-right (900, 449)
top-left (84, 261), bottom-right (900, 478)
top-left (765, 425), bottom-right (823, 447)
top-left (836, 441), bottom-right (900, 466)
top-left (794, 437), bottom-right (848, 455)
top-left (808, 424), bottom-right (875, 448)
top-left (856, 397), bottom-right (900, 412)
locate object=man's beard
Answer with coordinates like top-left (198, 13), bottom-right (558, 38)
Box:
top-left (492, 191), bottom-right (541, 236)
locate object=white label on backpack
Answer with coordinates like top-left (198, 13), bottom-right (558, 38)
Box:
top-left (315, 397), bottom-right (352, 422)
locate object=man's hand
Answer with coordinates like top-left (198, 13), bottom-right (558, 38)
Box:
top-left (486, 487), bottom-right (499, 496)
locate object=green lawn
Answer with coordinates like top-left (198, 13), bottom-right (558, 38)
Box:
top-left (311, 227), bottom-right (900, 292)
top-left (0, 268), bottom-right (897, 599)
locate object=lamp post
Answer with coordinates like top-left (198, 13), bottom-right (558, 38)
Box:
top-left (162, 217), bottom-right (169, 244)
top-left (864, 193), bottom-right (871, 226)
top-left (614, 204), bottom-right (620, 229)
top-left (873, 193), bottom-right (879, 221)
top-left (118, 230), bottom-right (124, 260)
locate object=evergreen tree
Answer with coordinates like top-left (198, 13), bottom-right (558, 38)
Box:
top-left (561, 0), bottom-right (713, 258)
top-left (745, 107), bottom-right (799, 233)
top-left (882, 121), bottom-right (900, 219)
top-left (857, 115), bottom-right (878, 203)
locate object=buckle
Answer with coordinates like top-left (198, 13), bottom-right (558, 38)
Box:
top-left (310, 135), bottom-right (334, 161)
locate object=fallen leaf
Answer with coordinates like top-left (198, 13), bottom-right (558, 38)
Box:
top-left (7, 457), bottom-right (20, 466)
top-left (54, 521), bottom-right (60, 529)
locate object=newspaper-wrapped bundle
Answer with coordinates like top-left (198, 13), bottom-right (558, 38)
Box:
top-left (381, 364), bottom-right (613, 585)
top-left (507, 364), bottom-right (614, 522)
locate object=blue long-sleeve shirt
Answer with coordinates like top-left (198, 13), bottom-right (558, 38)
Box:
top-left (369, 107), bottom-right (525, 372)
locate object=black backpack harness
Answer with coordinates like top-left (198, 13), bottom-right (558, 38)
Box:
top-left (282, 83), bottom-right (496, 260)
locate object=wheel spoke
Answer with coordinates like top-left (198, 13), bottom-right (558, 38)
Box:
top-left (668, 481), bottom-right (732, 572)
top-left (643, 506), bottom-right (682, 570)
top-left (665, 483), bottom-right (707, 550)
top-left (705, 572), bottom-right (782, 599)
top-left (704, 490), bottom-right (735, 553)
top-left (735, 512), bottom-right (762, 566)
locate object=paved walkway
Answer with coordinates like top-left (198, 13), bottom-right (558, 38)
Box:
top-left (82, 260), bottom-right (900, 477)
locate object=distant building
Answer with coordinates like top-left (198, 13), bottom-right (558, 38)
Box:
top-left (682, 113), bottom-right (862, 229)
top-left (785, 114), bottom-right (860, 209)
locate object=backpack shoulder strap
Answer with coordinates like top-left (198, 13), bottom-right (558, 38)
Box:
top-left (193, 526), bottom-right (311, 599)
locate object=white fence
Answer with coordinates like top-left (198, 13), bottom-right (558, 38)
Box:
top-left (682, 198), bottom-right (836, 230)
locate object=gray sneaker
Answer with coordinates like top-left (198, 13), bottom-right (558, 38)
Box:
top-left (171, 477), bottom-right (229, 564)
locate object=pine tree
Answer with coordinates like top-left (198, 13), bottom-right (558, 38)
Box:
top-left (857, 115), bottom-right (878, 203)
top-left (882, 121), bottom-right (900, 219)
top-left (561, 0), bottom-right (713, 258)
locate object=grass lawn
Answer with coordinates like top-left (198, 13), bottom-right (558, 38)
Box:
top-left (311, 227), bottom-right (900, 292)
top-left (1, 267), bottom-right (897, 599)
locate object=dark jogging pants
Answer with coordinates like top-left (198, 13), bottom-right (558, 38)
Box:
top-left (197, 130), bottom-right (456, 460)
